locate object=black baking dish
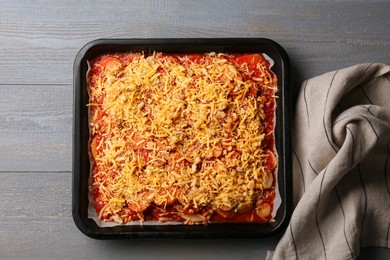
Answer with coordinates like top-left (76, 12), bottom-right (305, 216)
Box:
top-left (73, 38), bottom-right (291, 239)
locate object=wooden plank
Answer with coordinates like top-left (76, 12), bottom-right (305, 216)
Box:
top-left (0, 1), bottom-right (389, 84)
top-left (0, 85), bottom-right (72, 171)
top-left (0, 171), bottom-right (279, 259)
top-left (0, 1), bottom-right (389, 259)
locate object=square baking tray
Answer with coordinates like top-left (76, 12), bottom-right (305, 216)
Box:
top-left (73, 38), bottom-right (291, 239)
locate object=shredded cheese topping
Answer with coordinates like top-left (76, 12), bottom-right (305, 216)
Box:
top-left (88, 52), bottom-right (278, 224)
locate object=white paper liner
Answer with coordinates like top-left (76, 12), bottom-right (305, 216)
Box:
top-left (263, 53), bottom-right (282, 220)
top-left (86, 53), bottom-right (282, 227)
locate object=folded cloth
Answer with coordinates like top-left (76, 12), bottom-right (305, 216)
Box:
top-left (267, 63), bottom-right (390, 260)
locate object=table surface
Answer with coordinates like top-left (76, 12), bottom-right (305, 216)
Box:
top-left (1, 1), bottom-right (389, 259)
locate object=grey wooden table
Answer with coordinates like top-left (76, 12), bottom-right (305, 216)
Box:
top-left (1, 1), bottom-right (389, 259)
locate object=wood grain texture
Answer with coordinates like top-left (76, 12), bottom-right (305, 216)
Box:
top-left (0, 84), bottom-right (72, 171)
top-left (0, 0), bottom-right (389, 259)
top-left (0, 1), bottom-right (389, 84)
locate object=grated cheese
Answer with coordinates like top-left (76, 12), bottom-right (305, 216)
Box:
top-left (88, 52), bottom-right (278, 224)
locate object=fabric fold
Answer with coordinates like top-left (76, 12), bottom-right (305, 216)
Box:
top-left (267, 63), bottom-right (390, 260)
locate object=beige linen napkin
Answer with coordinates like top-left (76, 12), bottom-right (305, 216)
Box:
top-left (267, 63), bottom-right (390, 260)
